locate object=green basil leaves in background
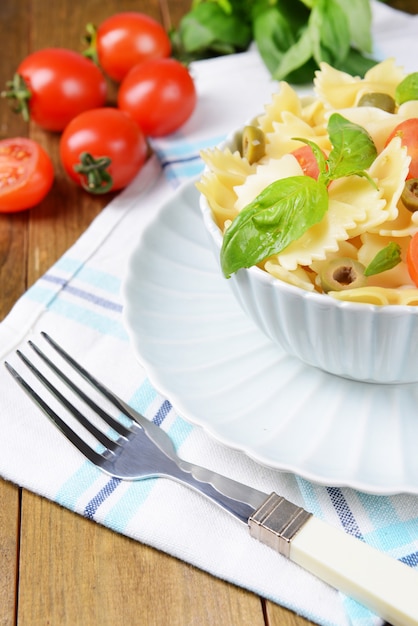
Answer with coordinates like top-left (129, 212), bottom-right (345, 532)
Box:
top-left (171, 0), bottom-right (377, 82)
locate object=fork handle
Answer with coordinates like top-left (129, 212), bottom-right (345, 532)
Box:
top-left (250, 493), bottom-right (418, 626)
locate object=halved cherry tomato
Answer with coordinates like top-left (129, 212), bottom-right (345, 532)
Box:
top-left (117, 58), bottom-right (197, 137)
top-left (385, 118), bottom-right (418, 179)
top-left (85, 12), bottom-right (171, 82)
top-left (59, 108), bottom-right (147, 194)
top-left (291, 145), bottom-right (321, 179)
top-left (3, 48), bottom-right (107, 131)
top-left (0, 138), bottom-right (54, 213)
top-left (407, 231), bottom-right (418, 286)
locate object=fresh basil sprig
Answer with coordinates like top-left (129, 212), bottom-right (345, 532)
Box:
top-left (171, 0), bottom-right (377, 82)
top-left (221, 114), bottom-right (378, 278)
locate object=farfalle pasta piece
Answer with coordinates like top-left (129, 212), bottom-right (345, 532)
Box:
top-left (265, 111), bottom-right (331, 160)
top-left (233, 154), bottom-right (303, 212)
top-left (274, 195), bottom-right (370, 271)
top-left (377, 202), bottom-right (418, 237)
top-left (199, 147), bottom-right (255, 188)
top-left (196, 172), bottom-right (239, 228)
top-left (264, 258), bottom-right (316, 291)
top-left (197, 148), bottom-right (255, 228)
top-left (314, 59), bottom-right (405, 110)
top-left (257, 82), bottom-right (302, 133)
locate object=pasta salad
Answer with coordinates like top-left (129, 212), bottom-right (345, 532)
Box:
top-left (197, 59), bottom-right (418, 306)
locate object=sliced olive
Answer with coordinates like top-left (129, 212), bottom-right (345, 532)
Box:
top-left (401, 178), bottom-right (418, 212)
top-left (357, 92), bottom-right (396, 113)
top-left (242, 125), bottom-right (266, 164)
top-left (320, 257), bottom-right (367, 293)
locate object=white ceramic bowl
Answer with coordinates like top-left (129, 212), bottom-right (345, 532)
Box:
top-left (199, 129), bottom-right (418, 385)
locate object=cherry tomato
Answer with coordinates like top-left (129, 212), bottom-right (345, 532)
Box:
top-left (86, 12), bottom-right (171, 82)
top-left (59, 108), bottom-right (148, 194)
top-left (385, 118), bottom-right (418, 179)
top-left (407, 231), bottom-right (418, 286)
top-left (3, 48), bottom-right (107, 131)
top-left (117, 58), bottom-right (197, 137)
top-left (291, 145), bottom-right (321, 179)
top-left (0, 138), bottom-right (54, 213)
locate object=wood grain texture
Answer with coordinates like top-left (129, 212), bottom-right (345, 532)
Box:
top-left (1, 2), bottom-right (415, 625)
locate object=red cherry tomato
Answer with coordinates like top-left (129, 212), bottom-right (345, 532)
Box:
top-left (3, 48), bottom-right (107, 132)
top-left (291, 145), bottom-right (321, 179)
top-left (0, 138), bottom-right (54, 213)
top-left (88, 12), bottom-right (171, 82)
top-left (407, 231), bottom-right (418, 286)
top-left (59, 108), bottom-right (148, 194)
top-left (117, 58), bottom-right (197, 137)
top-left (385, 118), bottom-right (418, 179)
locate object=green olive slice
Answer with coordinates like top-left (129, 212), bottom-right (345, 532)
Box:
top-left (401, 178), bottom-right (418, 212)
top-left (320, 257), bottom-right (367, 293)
top-left (357, 92), bottom-right (396, 113)
top-left (242, 125), bottom-right (266, 164)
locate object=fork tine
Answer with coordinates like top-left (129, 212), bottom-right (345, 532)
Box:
top-left (30, 336), bottom-right (132, 438)
top-left (41, 332), bottom-right (141, 426)
top-left (15, 349), bottom-right (120, 452)
top-left (5, 361), bottom-right (104, 466)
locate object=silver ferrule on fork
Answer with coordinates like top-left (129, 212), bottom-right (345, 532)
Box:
top-left (249, 493), bottom-right (312, 558)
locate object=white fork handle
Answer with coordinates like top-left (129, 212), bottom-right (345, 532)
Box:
top-left (291, 516), bottom-right (418, 626)
top-left (249, 493), bottom-right (418, 626)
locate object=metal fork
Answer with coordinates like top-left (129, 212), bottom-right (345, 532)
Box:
top-left (4, 332), bottom-right (268, 522)
top-left (5, 333), bottom-right (418, 625)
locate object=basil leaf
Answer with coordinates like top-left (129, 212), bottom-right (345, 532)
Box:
top-left (326, 113), bottom-right (377, 181)
top-left (364, 242), bottom-right (402, 277)
top-left (309, 0), bottom-right (350, 67)
top-left (172, 0), bottom-right (377, 83)
top-left (395, 72), bottom-right (418, 105)
top-left (253, 8), bottom-right (297, 76)
top-left (271, 27), bottom-right (313, 81)
top-left (174, 2), bottom-right (251, 57)
top-left (334, 47), bottom-right (377, 77)
top-left (220, 176), bottom-right (328, 278)
top-left (334, 0), bottom-right (372, 53)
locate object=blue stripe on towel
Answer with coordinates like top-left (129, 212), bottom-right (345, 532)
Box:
top-left (53, 258), bottom-right (121, 294)
top-left (326, 487), bottom-right (363, 539)
top-left (43, 275), bottom-right (122, 312)
top-left (84, 477), bottom-right (122, 519)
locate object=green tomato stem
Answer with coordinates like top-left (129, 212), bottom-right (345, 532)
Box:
top-left (1, 73), bottom-right (32, 122)
top-left (82, 23), bottom-right (99, 66)
top-left (74, 152), bottom-right (113, 195)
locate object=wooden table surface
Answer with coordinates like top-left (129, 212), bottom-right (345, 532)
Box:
top-left (0, 1), bottom-right (416, 624)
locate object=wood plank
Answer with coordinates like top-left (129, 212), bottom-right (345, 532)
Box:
top-left (18, 492), bottom-right (266, 626)
top-left (0, 479), bottom-right (19, 626)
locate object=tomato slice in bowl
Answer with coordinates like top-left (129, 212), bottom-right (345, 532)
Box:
top-left (0, 137), bottom-right (54, 213)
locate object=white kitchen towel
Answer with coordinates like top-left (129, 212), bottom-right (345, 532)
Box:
top-left (1, 3), bottom-right (418, 625)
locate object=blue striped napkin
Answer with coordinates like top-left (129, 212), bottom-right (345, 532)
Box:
top-left (1, 3), bottom-right (418, 625)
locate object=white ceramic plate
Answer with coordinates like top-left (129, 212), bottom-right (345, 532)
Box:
top-left (123, 180), bottom-right (418, 495)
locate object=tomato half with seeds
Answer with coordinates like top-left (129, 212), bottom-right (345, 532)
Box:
top-left (85, 12), bottom-right (171, 82)
top-left (0, 138), bottom-right (54, 213)
top-left (3, 48), bottom-right (107, 131)
top-left (385, 118), bottom-right (418, 179)
top-left (59, 108), bottom-right (148, 194)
